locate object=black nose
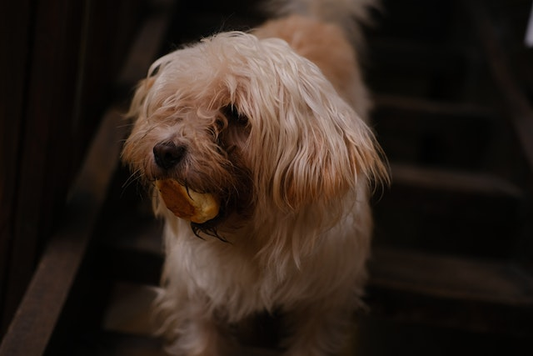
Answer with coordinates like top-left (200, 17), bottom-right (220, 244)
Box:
top-left (153, 142), bottom-right (186, 170)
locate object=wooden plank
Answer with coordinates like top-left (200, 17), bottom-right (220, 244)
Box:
top-left (95, 166), bottom-right (529, 337)
top-left (0, 0), bottom-right (32, 334)
top-left (74, 331), bottom-right (165, 356)
top-left (72, 0), bottom-right (144, 160)
top-left (355, 313), bottom-right (531, 356)
top-left (373, 95), bottom-right (495, 169)
top-left (368, 38), bottom-right (462, 72)
top-left (370, 246), bottom-right (533, 305)
top-left (1, 0), bottom-right (86, 333)
top-left (0, 0), bottom-right (175, 354)
top-left (367, 246), bottom-right (533, 335)
top-left (366, 37), bottom-right (467, 99)
top-left (0, 108), bottom-right (126, 356)
top-left (117, 0), bottom-right (176, 88)
top-left (101, 165), bottom-right (525, 270)
top-left (75, 330), bottom-right (280, 356)
top-left (367, 0), bottom-right (456, 43)
top-left (464, 0), bottom-right (533, 170)
top-left (374, 95), bottom-right (494, 120)
top-left (373, 164), bottom-right (524, 258)
top-left (389, 163), bottom-right (522, 197)
top-left (463, 0), bottom-right (533, 265)
top-left (100, 245), bottom-right (163, 287)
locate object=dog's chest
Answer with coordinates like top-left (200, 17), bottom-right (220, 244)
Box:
top-left (200, 245), bottom-right (292, 306)
top-left (167, 237), bottom-right (313, 316)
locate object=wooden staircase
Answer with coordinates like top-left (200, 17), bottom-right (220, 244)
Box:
top-left (1, 0), bottom-right (532, 355)
top-left (359, 0), bottom-right (533, 353)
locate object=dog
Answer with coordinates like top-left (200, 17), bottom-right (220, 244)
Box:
top-left (122, 0), bottom-right (388, 355)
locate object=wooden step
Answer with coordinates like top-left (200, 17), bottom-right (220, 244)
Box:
top-left (367, 38), bottom-right (468, 99)
top-left (97, 178), bottom-right (532, 336)
top-left (367, 246), bottom-right (533, 336)
top-left (374, 164), bottom-right (524, 258)
top-left (355, 313), bottom-right (531, 356)
top-left (73, 331), bottom-right (165, 356)
top-left (104, 164), bottom-right (524, 281)
top-left (95, 282), bottom-right (282, 356)
top-left (367, 0), bottom-right (456, 43)
top-left (389, 163), bottom-right (522, 196)
top-left (97, 215), bottom-right (533, 342)
top-left (372, 95), bottom-right (496, 169)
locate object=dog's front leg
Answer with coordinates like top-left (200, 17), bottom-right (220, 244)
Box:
top-left (166, 301), bottom-right (237, 356)
top-left (282, 302), bottom-right (352, 356)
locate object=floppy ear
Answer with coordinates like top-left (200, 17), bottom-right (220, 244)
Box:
top-left (275, 93), bottom-right (387, 211)
top-left (236, 42), bottom-right (388, 212)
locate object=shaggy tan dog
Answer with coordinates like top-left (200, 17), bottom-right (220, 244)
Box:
top-left (122, 0), bottom-right (388, 355)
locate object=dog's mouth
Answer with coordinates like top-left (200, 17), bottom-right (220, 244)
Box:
top-left (154, 178), bottom-right (220, 224)
top-left (151, 157), bottom-right (253, 240)
top-left (189, 186), bottom-right (254, 242)
top-left (152, 177), bottom-right (234, 241)
top-left (190, 209), bottom-right (228, 242)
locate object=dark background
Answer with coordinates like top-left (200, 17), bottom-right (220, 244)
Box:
top-left (1, 0), bottom-right (532, 355)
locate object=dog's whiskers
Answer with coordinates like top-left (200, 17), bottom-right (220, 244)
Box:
top-left (122, 167), bottom-right (145, 191)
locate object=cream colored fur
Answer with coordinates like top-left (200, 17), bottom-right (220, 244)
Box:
top-left (122, 0), bottom-right (388, 355)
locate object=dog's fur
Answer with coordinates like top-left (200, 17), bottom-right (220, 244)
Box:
top-left (122, 0), bottom-right (388, 355)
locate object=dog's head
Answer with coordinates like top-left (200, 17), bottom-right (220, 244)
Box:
top-left (122, 32), bottom-right (387, 235)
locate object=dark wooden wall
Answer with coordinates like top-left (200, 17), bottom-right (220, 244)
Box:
top-left (0, 0), bottom-right (146, 336)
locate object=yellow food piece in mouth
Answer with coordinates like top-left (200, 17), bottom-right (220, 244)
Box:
top-left (155, 179), bottom-right (219, 223)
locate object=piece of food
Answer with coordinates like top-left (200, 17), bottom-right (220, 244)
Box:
top-left (155, 179), bottom-right (219, 223)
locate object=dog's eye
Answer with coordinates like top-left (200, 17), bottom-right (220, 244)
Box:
top-left (222, 105), bottom-right (248, 126)
top-left (213, 117), bottom-right (227, 133)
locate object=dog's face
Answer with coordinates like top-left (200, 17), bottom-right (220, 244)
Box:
top-left (122, 32), bottom-right (386, 233)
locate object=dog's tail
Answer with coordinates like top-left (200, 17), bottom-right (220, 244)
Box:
top-left (263, 0), bottom-right (378, 45)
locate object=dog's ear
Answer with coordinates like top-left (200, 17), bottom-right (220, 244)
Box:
top-left (274, 97), bottom-right (387, 211)
top-left (235, 45), bottom-right (388, 212)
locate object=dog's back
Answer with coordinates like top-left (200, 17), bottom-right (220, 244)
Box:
top-left (255, 0), bottom-right (376, 117)
top-left (263, 0), bottom-right (376, 42)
